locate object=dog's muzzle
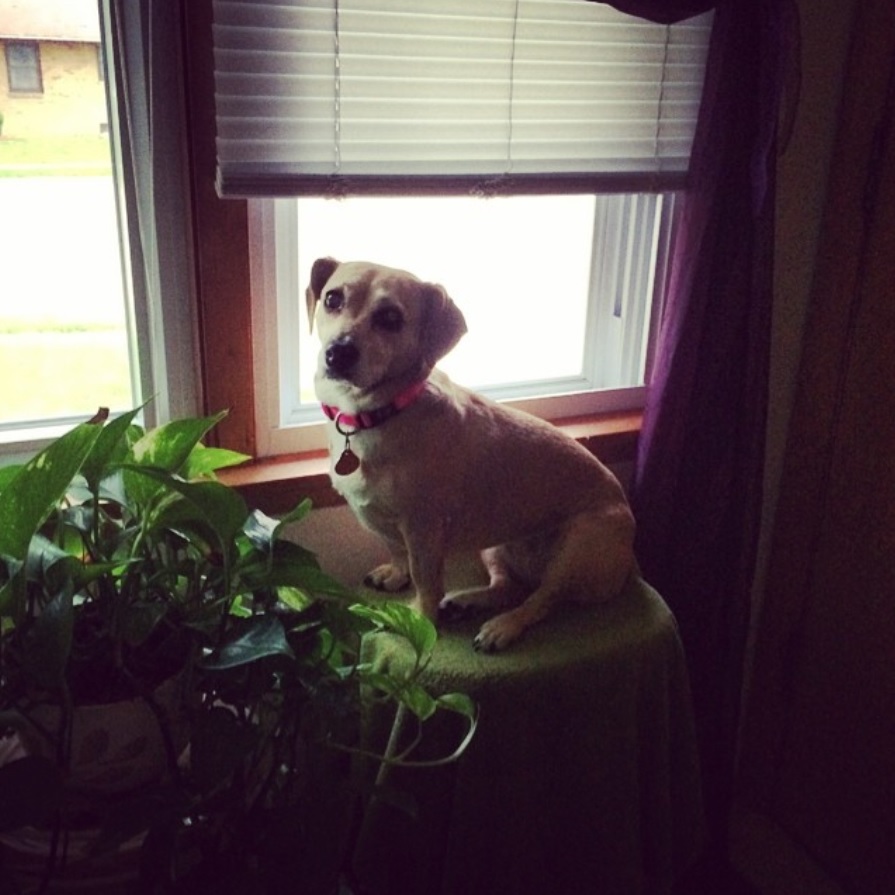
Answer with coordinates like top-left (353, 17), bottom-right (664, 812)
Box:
top-left (325, 336), bottom-right (360, 378)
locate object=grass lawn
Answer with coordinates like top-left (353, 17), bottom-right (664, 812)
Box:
top-left (0, 135), bottom-right (113, 176)
top-left (0, 332), bottom-right (133, 423)
top-left (0, 136), bottom-right (129, 426)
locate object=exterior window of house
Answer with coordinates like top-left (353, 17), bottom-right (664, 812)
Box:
top-left (6, 41), bottom-right (42, 93)
top-left (0, 5), bottom-right (136, 457)
top-left (214, 1), bottom-right (712, 456)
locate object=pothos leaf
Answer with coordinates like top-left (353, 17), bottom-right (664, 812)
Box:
top-left (399, 681), bottom-right (438, 721)
top-left (23, 586), bottom-right (74, 688)
top-left (436, 692), bottom-right (477, 721)
top-left (183, 444), bottom-right (251, 480)
top-left (0, 420), bottom-right (102, 560)
top-left (130, 412), bottom-right (228, 475)
top-left (124, 412), bottom-right (227, 507)
top-left (0, 464), bottom-right (21, 495)
top-left (277, 497), bottom-right (314, 528)
top-left (79, 406), bottom-right (144, 493)
top-left (129, 470), bottom-right (249, 550)
top-left (242, 501), bottom-right (314, 554)
top-left (350, 601), bottom-right (437, 659)
top-left (242, 509), bottom-right (280, 553)
top-left (200, 614), bottom-right (293, 670)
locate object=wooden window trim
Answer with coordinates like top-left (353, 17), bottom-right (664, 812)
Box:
top-left (219, 411), bottom-right (642, 515)
top-left (183, 0), bottom-right (256, 455)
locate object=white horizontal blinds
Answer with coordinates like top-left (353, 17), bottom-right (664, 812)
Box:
top-left (213, 0), bottom-right (713, 197)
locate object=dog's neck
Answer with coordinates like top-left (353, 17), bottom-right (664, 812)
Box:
top-left (321, 377), bottom-right (428, 432)
top-left (322, 378), bottom-right (429, 476)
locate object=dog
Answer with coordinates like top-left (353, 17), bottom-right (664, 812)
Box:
top-left (307, 257), bottom-right (636, 652)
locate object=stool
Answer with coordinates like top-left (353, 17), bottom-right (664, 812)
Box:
top-left (353, 574), bottom-right (704, 895)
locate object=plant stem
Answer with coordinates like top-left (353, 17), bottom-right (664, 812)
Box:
top-left (375, 702), bottom-right (407, 790)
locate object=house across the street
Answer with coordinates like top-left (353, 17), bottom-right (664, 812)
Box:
top-left (0, 0), bottom-right (105, 138)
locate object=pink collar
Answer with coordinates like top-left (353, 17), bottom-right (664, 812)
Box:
top-left (321, 379), bottom-right (428, 432)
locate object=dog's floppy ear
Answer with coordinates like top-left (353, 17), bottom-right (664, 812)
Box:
top-left (305, 257), bottom-right (340, 333)
top-left (421, 283), bottom-right (467, 365)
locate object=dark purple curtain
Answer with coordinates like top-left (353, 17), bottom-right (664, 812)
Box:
top-left (592, 0), bottom-right (790, 860)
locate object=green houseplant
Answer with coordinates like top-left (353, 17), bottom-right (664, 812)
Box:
top-left (0, 408), bottom-right (475, 893)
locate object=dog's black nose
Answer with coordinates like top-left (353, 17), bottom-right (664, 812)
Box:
top-left (325, 336), bottom-right (360, 376)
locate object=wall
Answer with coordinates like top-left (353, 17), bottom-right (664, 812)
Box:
top-left (0, 40), bottom-right (106, 138)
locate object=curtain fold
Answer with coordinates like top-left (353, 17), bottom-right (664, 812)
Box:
top-left (105, 0), bottom-right (199, 425)
top-left (596, 0), bottom-right (790, 855)
top-left (595, 0), bottom-right (714, 25)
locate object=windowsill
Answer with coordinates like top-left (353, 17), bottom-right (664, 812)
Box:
top-left (219, 409), bottom-right (642, 515)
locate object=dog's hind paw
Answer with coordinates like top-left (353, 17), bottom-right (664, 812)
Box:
top-left (363, 563), bottom-right (411, 593)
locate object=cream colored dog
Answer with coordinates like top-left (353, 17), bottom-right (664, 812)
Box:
top-left (307, 258), bottom-right (636, 652)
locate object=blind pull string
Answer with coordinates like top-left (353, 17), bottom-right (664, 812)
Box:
top-left (472, 0), bottom-right (521, 200)
top-left (653, 25), bottom-right (671, 162)
top-left (506, 0), bottom-right (521, 176)
top-left (330, 0), bottom-right (346, 199)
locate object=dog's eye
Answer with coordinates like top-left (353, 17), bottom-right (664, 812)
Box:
top-left (373, 306), bottom-right (404, 333)
top-left (324, 289), bottom-right (345, 311)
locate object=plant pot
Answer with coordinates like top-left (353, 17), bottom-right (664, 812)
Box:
top-left (0, 821), bottom-right (145, 895)
top-left (0, 672), bottom-right (190, 892)
top-left (16, 670), bottom-right (190, 794)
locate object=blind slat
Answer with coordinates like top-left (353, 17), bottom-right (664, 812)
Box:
top-left (213, 0), bottom-right (713, 197)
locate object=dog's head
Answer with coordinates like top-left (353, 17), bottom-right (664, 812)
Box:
top-left (306, 258), bottom-right (467, 399)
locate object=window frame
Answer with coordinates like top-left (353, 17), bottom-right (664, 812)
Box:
top-left (180, 0), bottom-right (675, 469)
top-left (247, 190), bottom-right (678, 458)
top-left (0, 0), bottom-right (654, 477)
top-left (182, 0), bottom-right (256, 456)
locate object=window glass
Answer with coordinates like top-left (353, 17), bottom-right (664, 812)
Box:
top-left (6, 41), bottom-right (42, 93)
top-left (295, 195), bottom-right (596, 398)
top-left (250, 191), bottom-right (669, 455)
top-left (0, 17), bottom-right (135, 440)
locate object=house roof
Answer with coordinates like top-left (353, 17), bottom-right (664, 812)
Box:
top-left (0, 0), bottom-right (100, 42)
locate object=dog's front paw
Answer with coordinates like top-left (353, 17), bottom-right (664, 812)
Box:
top-left (472, 611), bottom-right (527, 654)
top-left (363, 563), bottom-right (411, 593)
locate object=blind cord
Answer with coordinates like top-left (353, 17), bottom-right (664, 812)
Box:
top-left (472, 0), bottom-right (521, 199)
top-left (506, 0), bottom-right (521, 176)
top-left (333, 0), bottom-right (342, 174)
top-left (654, 25), bottom-right (671, 161)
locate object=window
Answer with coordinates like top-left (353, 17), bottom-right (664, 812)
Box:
top-left (250, 190), bottom-right (677, 454)
top-left (0, 0), bottom-right (197, 462)
top-left (6, 41), bottom-right (42, 93)
top-left (214, 1), bottom-right (712, 456)
top-left (0, 26), bottom-right (131, 453)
